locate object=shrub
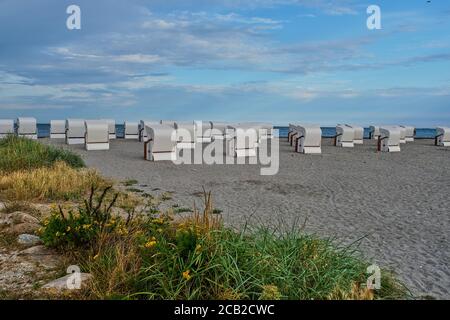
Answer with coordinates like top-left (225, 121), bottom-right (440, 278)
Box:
top-left (0, 161), bottom-right (105, 201)
top-left (39, 186), bottom-right (125, 249)
top-left (0, 135), bottom-right (84, 172)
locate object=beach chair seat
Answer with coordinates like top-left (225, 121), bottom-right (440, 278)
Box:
top-left (226, 124), bottom-right (258, 157)
top-left (400, 126), bottom-right (415, 142)
top-left (346, 124), bottom-right (364, 144)
top-left (66, 119), bottom-right (86, 145)
top-left (335, 124), bottom-right (354, 148)
top-left (0, 119), bottom-right (14, 138)
top-left (50, 120), bottom-right (66, 139)
top-left (294, 124), bottom-right (322, 154)
top-left (17, 117), bottom-right (37, 140)
top-left (436, 127), bottom-right (450, 147)
top-left (124, 121), bottom-right (139, 140)
top-left (379, 126), bottom-right (401, 152)
top-left (85, 120), bottom-right (109, 151)
top-left (144, 124), bottom-right (177, 161)
top-left (369, 126), bottom-right (380, 140)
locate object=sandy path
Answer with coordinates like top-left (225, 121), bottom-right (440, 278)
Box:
top-left (46, 138), bottom-right (450, 299)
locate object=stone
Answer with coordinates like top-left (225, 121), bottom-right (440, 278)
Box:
top-left (0, 212), bottom-right (40, 234)
top-left (42, 273), bottom-right (93, 291)
top-left (19, 245), bottom-right (61, 269)
top-left (17, 234), bottom-right (43, 246)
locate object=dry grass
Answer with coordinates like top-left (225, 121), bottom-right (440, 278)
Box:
top-left (0, 161), bottom-right (107, 202)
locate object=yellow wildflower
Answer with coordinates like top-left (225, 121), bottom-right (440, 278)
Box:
top-left (66, 226), bottom-right (71, 232)
top-left (182, 270), bottom-right (191, 281)
top-left (145, 240), bottom-right (157, 249)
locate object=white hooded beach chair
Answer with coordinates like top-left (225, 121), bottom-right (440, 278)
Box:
top-left (211, 122), bottom-right (232, 140)
top-left (17, 117), bottom-right (37, 140)
top-left (244, 122), bottom-right (273, 145)
top-left (335, 124), bottom-right (354, 148)
top-left (346, 124), bottom-right (364, 144)
top-left (369, 126), bottom-right (380, 140)
top-left (288, 124), bottom-right (298, 145)
top-left (379, 126), bottom-right (401, 152)
top-left (195, 121), bottom-right (213, 143)
top-left (65, 119), bottom-right (86, 145)
top-left (85, 120), bottom-right (109, 151)
top-left (397, 126), bottom-right (406, 144)
top-left (174, 121), bottom-right (196, 149)
top-left (124, 121), bottom-right (139, 140)
top-left (226, 124), bottom-right (258, 157)
top-left (50, 120), bottom-right (66, 139)
top-left (101, 119), bottom-right (116, 140)
top-left (0, 119), bottom-right (14, 138)
top-left (139, 120), bottom-right (154, 142)
top-left (400, 126), bottom-right (415, 142)
top-left (294, 124), bottom-right (322, 154)
top-left (144, 124), bottom-right (177, 161)
top-left (435, 127), bottom-right (450, 147)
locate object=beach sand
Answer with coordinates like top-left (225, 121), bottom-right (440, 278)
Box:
top-left (46, 138), bottom-right (450, 299)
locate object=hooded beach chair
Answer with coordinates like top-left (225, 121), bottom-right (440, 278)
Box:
top-left (226, 124), bottom-right (258, 157)
top-left (16, 117), bottom-right (37, 140)
top-left (345, 124), bottom-right (364, 144)
top-left (85, 120), bottom-right (110, 151)
top-left (400, 126), bottom-right (415, 142)
top-left (174, 121), bottom-right (196, 149)
top-left (369, 126), bottom-right (380, 140)
top-left (210, 122), bottom-right (232, 140)
top-left (379, 126), bottom-right (401, 152)
top-left (139, 120), bottom-right (153, 142)
top-left (288, 124), bottom-right (298, 144)
top-left (65, 119), bottom-right (86, 145)
top-left (397, 126), bottom-right (406, 144)
top-left (100, 119), bottom-right (116, 140)
top-left (0, 119), bottom-right (14, 138)
top-left (195, 121), bottom-right (213, 143)
top-left (335, 124), bottom-right (354, 148)
top-left (435, 127), bottom-right (450, 147)
top-left (294, 124), bottom-right (322, 154)
top-left (144, 124), bottom-right (177, 161)
top-left (124, 121), bottom-right (139, 140)
top-left (243, 122), bottom-right (273, 145)
top-left (50, 120), bottom-right (66, 139)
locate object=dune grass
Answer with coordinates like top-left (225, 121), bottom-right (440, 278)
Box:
top-left (0, 135), bottom-right (84, 172)
top-left (45, 191), bottom-right (409, 300)
top-left (0, 161), bottom-right (105, 202)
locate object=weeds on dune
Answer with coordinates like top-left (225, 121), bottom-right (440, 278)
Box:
top-left (39, 185), bottom-right (128, 249)
top-left (0, 135), bottom-right (84, 172)
top-left (0, 161), bottom-right (106, 202)
top-left (39, 188), bottom-right (409, 300)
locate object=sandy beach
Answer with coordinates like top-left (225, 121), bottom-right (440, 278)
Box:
top-left (45, 138), bottom-right (450, 299)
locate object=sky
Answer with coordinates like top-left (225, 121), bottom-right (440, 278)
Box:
top-left (0, 0), bottom-right (449, 126)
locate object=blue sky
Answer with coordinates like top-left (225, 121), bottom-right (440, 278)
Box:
top-left (0, 0), bottom-right (449, 126)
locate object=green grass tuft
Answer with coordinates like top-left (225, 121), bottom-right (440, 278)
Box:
top-left (0, 135), bottom-right (84, 172)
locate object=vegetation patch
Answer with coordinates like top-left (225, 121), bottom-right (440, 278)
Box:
top-left (0, 136), bottom-right (84, 172)
top-left (0, 161), bottom-right (106, 202)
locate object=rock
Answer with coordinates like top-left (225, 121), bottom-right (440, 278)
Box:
top-left (0, 212), bottom-right (40, 234)
top-left (19, 245), bottom-right (61, 269)
top-left (42, 273), bottom-right (93, 292)
top-left (0, 202), bottom-right (5, 212)
top-left (17, 234), bottom-right (43, 246)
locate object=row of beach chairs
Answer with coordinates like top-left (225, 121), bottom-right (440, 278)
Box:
top-left (2, 117), bottom-right (450, 158)
top-left (287, 124), bottom-right (450, 153)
